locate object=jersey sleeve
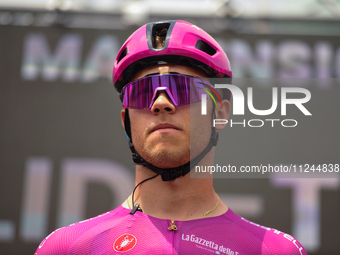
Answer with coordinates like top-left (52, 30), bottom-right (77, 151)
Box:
top-left (34, 227), bottom-right (72, 255)
top-left (263, 230), bottom-right (308, 255)
top-left (223, 210), bottom-right (308, 255)
top-left (34, 208), bottom-right (124, 255)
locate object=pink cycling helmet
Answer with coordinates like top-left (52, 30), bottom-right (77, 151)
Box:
top-left (113, 20), bottom-right (232, 93)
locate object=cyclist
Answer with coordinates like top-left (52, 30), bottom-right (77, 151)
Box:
top-left (35, 20), bottom-right (307, 255)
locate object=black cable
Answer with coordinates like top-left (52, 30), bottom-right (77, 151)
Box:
top-left (131, 173), bottom-right (159, 210)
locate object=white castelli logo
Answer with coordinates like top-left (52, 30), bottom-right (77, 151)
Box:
top-left (113, 233), bottom-right (137, 252)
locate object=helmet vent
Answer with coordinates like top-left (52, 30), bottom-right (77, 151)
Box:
top-left (195, 40), bottom-right (216, 56)
top-left (152, 23), bottom-right (170, 49)
top-left (117, 47), bottom-right (127, 64)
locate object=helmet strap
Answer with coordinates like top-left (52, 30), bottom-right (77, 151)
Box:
top-left (124, 108), bottom-right (132, 140)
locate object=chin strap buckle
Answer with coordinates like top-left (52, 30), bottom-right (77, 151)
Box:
top-left (160, 166), bottom-right (184, 181)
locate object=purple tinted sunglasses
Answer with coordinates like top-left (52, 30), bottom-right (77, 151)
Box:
top-left (120, 74), bottom-right (215, 109)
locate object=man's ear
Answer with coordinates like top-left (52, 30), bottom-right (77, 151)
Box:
top-left (214, 99), bottom-right (231, 131)
top-left (121, 109), bottom-right (126, 129)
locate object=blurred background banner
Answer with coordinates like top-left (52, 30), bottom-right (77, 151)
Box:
top-left (0, 1), bottom-right (339, 254)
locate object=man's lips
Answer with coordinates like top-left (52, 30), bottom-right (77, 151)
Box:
top-left (150, 123), bottom-right (180, 133)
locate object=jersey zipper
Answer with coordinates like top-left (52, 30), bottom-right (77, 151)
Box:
top-left (168, 220), bottom-right (178, 255)
top-left (168, 220), bottom-right (178, 231)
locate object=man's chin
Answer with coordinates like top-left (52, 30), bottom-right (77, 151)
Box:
top-left (141, 149), bottom-right (190, 169)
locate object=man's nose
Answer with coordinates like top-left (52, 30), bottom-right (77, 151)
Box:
top-left (151, 91), bottom-right (176, 114)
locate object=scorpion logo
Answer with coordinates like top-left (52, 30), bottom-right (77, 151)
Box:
top-left (113, 233), bottom-right (137, 252)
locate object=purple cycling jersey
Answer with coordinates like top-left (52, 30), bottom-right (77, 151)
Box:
top-left (35, 205), bottom-right (307, 255)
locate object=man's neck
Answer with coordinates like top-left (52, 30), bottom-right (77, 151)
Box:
top-left (125, 155), bottom-right (228, 221)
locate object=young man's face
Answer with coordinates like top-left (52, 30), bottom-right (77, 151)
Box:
top-left (121, 65), bottom-right (229, 169)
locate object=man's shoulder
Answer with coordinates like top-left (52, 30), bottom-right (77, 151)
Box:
top-left (222, 209), bottom-right (308, 255)
top-left (35, 206), bottom-right (126, 255)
